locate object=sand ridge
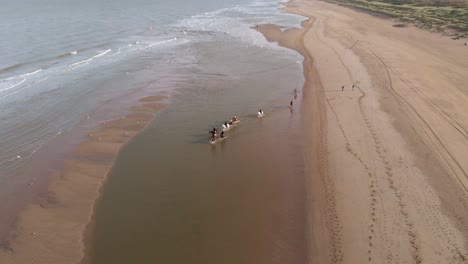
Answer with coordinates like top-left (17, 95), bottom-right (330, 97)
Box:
top-left (258, 0), bottom-right (468, 263)
top-left (0, 95), bottom-right (168, 264)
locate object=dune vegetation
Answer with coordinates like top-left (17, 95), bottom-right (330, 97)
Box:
top-left (322, 0), bottom-right (468, 38)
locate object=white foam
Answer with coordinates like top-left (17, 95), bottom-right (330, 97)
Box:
top-left (173, 0), bottom-right (306, 48)
top-left (19, 69), bottom-right (42, 78)
top-left (92, 49), bottom-right (112, 58)
top-left (70, 62), bottom-right (90, 70)
top-left (0, 78), bottom-right (26, 92)
top-left (2, 69), bottom-right (42, 81)
top-left (139, 38), bottom-right (189, 51)
top-left (110, 51), bottom-right (121, 57)
top-left (0, 76), bottom-right (49, 99)
top-left (71, 58), bottom-right (92, 67)
top-left (69, 49), bottom-right (111, 69)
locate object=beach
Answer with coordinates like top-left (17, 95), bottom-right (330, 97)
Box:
top-left (0, 0), bottom-right (307, 263)
top-left (0, 0), bottom-right (467, 263)
top-left (258, 0), bottom-right (468, 263)
top-left (0, 94), bottom-right (169, 263)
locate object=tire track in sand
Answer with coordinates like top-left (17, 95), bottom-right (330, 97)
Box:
top-left (361, 42), bottom-right (467, 263)
top-left (325, 93), bottom-right (389, 263)
top-left (365, 42), bottom-right (468, 194)
top-left (320, 26), bottom-right (421, 261)
top-left (314, 15), bottom-right (392, 263)
top-left (357, 84), bottom-right (422, 264)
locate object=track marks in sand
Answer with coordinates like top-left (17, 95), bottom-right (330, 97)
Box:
top-left (294, 17), bottom-right (345, 264)
top-left (316, 18), bottom-right (423, 262)
top-left (359, 42), bottom-right (468, 263)
top-left (317, 17), bottom-right (389, 262)
top-left (326, 89), bottom-right (397, 263)
top-left (317, 21), bottom-right (391, 260)
top-left (289, 3), bottom-right (468, 263)
top-left (318, 112), bottom-right (344, 264)
top-left (257, 15), bottom-right (346, 264)
top-left (364, 42), bottom-right (468, 194)
top-left (325, 32), bottom-right (468, 262)
top-left (357, 84), bottom-right (423, 264)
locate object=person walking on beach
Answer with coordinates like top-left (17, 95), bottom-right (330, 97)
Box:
top-left (290, 100), bottom-right (293, 106)
top-left (342, 85), bottom-right (344, 91)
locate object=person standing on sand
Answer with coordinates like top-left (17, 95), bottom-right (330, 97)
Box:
top-left (290, 100), bottom-right (293, 106)
top-left (342, 85), bottom-right (344, 91)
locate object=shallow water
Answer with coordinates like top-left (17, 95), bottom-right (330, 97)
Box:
top-left (0, 0), bottom-right (305, 239)
top-left (0, 0), bottom-right (301, 177)
top-left (1, 0), bottom-right (309, 261)
top-left (90, 36), bottom-right (307, 263)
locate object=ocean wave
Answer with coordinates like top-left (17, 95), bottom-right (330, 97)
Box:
top-left (173, 0), bottom-right (305, 48)
top-left (18, 69), bottom-right (42, 78)
top-left (70, 62), bottom-right (89, 70)
top-left (140, 38), bottom-right (177, 50)
top-left (0, 63), bottom-right (24, 75)
top-left (0, 76), bottom-right (50, 99)
top-left (0, 42), bottom-right (111, 77)
top-left (1, 68), bottom-right (43, 82)
top-left (56, 50), bottom-right (79, 59)
top-left (109, 51), bottom-right (121, 57)
top-left (92, 49), bottom-right (112, 58)
top-left (70, 58), bottom-right (93, 67)
top-left (69, 49), bottom-right (111, 68)
top-left (0, 78), bottom-right (26, 92)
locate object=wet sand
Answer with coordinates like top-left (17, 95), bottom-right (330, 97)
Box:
top-left (88, 38), bottom-right (306, 263)
top-left (0, 15), bottom-right (306, 263)
top-left (0, 95), bottom-right (167, 263)
top-left (2, 0), bottom-right (467, 262)
top-left (259, 0), bottom-right (468, 263)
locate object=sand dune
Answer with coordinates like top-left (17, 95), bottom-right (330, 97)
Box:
top-left (258, 0), bottom-right (468, 263)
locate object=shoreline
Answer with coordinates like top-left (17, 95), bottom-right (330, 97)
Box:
top-left (0, 93), bottom-right (168, 263)
top-left (259, 0), bottom-right (468, 263)
top-left (0, 0), bottom-right (466, 262)
top-left (256, 15), bottom-right (340, 264)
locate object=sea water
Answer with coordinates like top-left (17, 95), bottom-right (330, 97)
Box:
top-left (1, 0), bottom-right (308, 261)
top-left (87, 1), bottom-right (308, 263)
top-left (0, 0), bottom-right (302, 181)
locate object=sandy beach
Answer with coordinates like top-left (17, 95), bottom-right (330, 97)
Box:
top-left (258, 0), bottom-right (468, 263)
top-left (0, 94), bottom-right (167, 263)
top-left (1, 0), bottom-right (467, 263)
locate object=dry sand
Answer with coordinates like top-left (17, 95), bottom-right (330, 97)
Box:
top-left (259, 0), bottom-right (468, 263)
top-left (0, 95), bottom-right (167, 264)
top-left (1, 0), bottom-right (467, 263)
